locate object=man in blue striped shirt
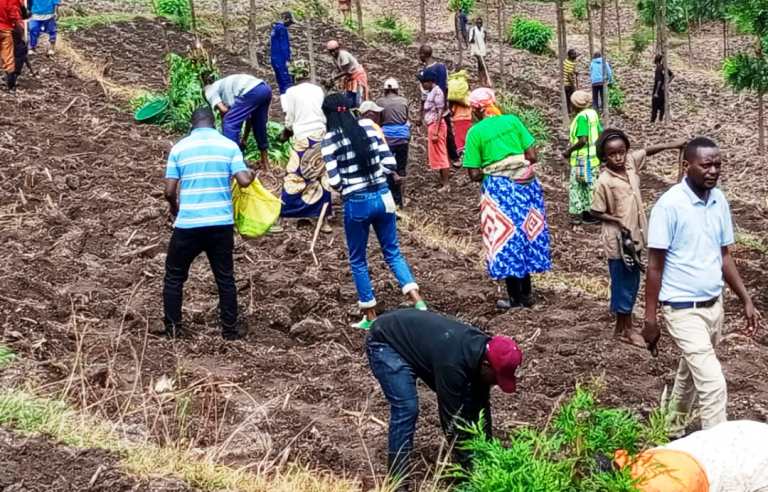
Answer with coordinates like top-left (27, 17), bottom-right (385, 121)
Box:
top-left (162, 107), bottom-right (255, 340)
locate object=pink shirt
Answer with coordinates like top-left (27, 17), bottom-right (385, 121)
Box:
top-left (423, 85), bottom-right (445, 126)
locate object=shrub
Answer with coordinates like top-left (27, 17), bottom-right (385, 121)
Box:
top-left (448, 0), bottom-right (476, 13)
top-left (152, 0), bottom-right (192, 30)
top-left (496, 92), bottom-right (551, 144)
top-left (609, 81), bottom-right (625, 111)
top-left (373, 15), bottom-right (414, 45)
top-left (629, 27), bottom-right (654, 65)
top-left (571, 0), bottom-right (600, 21)
top-left (453, 385), bottom-right (668, 491)
top-left (342, 16), bottom-right (358, 31)
top-left (165, 52), bottom-right (217, 132)
top-left (636, 0), bottom-right (688, 34)
top-left (290, 0), bottom-right (330, 20)
top-left (506, 17), bottom-right (554, 55)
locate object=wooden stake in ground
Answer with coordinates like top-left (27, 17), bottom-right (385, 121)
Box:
top-left (420, 0), bottom-right (426, 40)
top-left (497, 0), bottom-right (506, 86)
top-left (600, 0), bottom-right (608, 122)
top-left (248, 0), bottom-right (259, 68)
top-left (307, 18), bottom-right (317, 84)
top-left (220, 0), bottom-right (231, 52)
top-left (188, 0), bottom-right (199, 43)
top-left (685, 3), bottom-right (693, 66)
top-left (613, 0), bottom-right (621, 52)
top-left (555, 0), bottom-right (569, 129)
top-left (310, 203), bottom-right (329, 266)
top-left (586, 0), bottom-right (594, 57)
top-left (355, 0), bottom-right (363, 34)
top-left (661, 0), bottom-right (670, 122)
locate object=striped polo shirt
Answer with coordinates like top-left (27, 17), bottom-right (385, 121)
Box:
top-left (321, 118), bottom-right (396, 196)
top-left (563, 58), bottom-right (576, 87)
top-left (165, 127), bottom-right (247, 229)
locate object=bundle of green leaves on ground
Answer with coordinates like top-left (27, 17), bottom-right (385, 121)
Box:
top-left (152, 0), bottom-right (192, 30)
top-left (453, 385), bottom-right (669, 491)
top-left (243, 122), bottom-right (293, 166)
top-left (165, 52), bottom-right (217, 132)
top-left (373, 15), bottom-right (414, 46)
top-left (496, 92), bottom-right (551, 144)
top-left (506, 17), bottom-right (553, 55)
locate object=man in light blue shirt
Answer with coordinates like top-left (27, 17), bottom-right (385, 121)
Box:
top-left (589, 51), bottom-right (612, 112)
top-left (162, 107), bottom-right (255, 340)
top-left (643, 137), bottom-right (757, 435)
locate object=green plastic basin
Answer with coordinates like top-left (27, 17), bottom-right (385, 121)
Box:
top-left (135, 98), bottom-right (169, 123)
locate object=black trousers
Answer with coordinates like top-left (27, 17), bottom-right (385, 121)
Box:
top-left (592, 84), bottom-right (604, 111)
top-left (651, 94), bottom-right (665, 122)
top-left (564, 85), bottom-right (575, 114)
top-left (444, 112), bottom-right (459, 162)
top-left (163, 225), bottom-right (238, 336)
top-left (386, 143), bottom-right (409, 206)
top-left (505, 274), bottom-right (532, 304)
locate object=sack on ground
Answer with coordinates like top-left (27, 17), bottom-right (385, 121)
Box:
top-left (447, 70), bottom-right (470, 105)
top-left (232, 179), bottom-right (281, 237)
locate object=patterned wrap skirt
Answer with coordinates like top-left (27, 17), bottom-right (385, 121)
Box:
top-left (480, 175), bottom-right (552, 280)
top-left (280, 132), bottom-right (332, 218)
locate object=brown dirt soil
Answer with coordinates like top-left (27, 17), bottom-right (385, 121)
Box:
top-left (0, 428), bottom-right (192, 491)
top-left (3, 8), bottom-right (768, 489)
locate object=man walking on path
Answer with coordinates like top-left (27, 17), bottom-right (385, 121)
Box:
top-left (270, 11), bottom-right (293, 95)
top-left (418, 45), bottom-right (460, 165)
top-left (376, 78), bottom-right (411, 207)
top-left (563, 48), bottom-right (580, 114)
top-left (651, 54), bottom-right (674, 123)
top-left (162, 107), bottom-right (256, 340)
top-left (367, 309), bottom-right (522, 483)
top-left (204, 73), bottom-right (273, 170)
top-left (28, 0), bottom-right (59, 55)
top-left (468, 18), bottom-right (489, 87)
top-left (0, 0), bottom-right (21, 92)
top-left (643, 137), bottom-right (758, 436)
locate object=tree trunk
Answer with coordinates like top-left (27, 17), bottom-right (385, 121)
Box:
top-left (420, 0), bottom-right (426, 40)
top-left (221, 0), bottom-right (231, 52)
top-left (685, 4), bottom-right (693, 66)
top-left (455, 13), bottom-right (464, 68)
top-left (723, 19), bottom-right (728, 59)
top-left (248, 0), bottom-right (259, 68)
top-left (614, 0), bottom-right (621, 52)
top-left (355, 0), bottom-right (363, 34)
top-left (498, 0), bottom-right (505, 86)
top-left (586, 0), bottom-right (594, 56)
top-left (307, 19), bottom-right (317, 84)
top-left (661, 0), bottom-right (670, 121)
top-left (188, 0), bottom-right (198, 41)
top-left (757, 92), bottom-right (765, 155)
top-left (556, 0), bottom-right (569, 129)
top-left (600, 0), bottom-right (608, 121)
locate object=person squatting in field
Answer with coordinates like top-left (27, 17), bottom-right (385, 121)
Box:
top-left (270, 11), bottom-right (293, 95)
top-left (320, 92), bottom-right (426, 330)
top-left (462, 87), bottom-right (551, 311)
top-left (614, 420), bottom-right (768, 491)
top-left (366, 309), bottom-right (523, 489)
top-left (162, 107), bottom-right (256, 340)
top-left (642, 137), bottom-right (759, 436)
top-left (564, 89), bottom-right (603, 225)
top-left (203, 73), bottom-right (272, 171)
top-left (590, 129), bottom-right (685, 347)
top-left (275, 59), bottom-right (332, 234)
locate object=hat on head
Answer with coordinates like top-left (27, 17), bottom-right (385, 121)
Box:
top-left (469, 87), bottom-right (496, 109)
top-left (486, 336), bottom-right (522, 393)
top-left (571, 89), bottom-right (592, 109)
top-left (383, 77), bottom-right (400, 90)
top-left (326, 39), bottom-right (340, 50)
top-left (358, 100), bottom-right (384, 113)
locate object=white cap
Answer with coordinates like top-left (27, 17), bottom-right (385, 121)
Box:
top-left (383, 78), bottom-right (400, 90)
top-left (358, 101), bottom-right (384, 113)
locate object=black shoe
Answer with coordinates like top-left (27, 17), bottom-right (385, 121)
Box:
top-left (222, 331), bottom-right (243, 341)
top-left (581, 212), bottom-right (600, 225)
top-left (161, 324), bottom-right (185, 339)
top-left (520, 295), bottom-right (535, 308)
top-left (496, 299), bottom-right (523, 311)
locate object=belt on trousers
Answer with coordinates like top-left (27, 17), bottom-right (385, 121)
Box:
top-left (661, 297), bottom-right (718, 310)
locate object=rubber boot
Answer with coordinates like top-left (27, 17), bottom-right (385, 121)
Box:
top-left (5, 72), bottom-right (16, 92)
top-left (498, 277), bottom-right (524, 311)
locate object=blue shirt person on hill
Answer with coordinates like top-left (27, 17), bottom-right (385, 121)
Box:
top-left (270, 11), bottom-right (294, 94)
top-left (589, 52), bottom-right (613, 111)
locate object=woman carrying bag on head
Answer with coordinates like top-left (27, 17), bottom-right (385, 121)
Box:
top-left (320, 93), bottom-right (427, 330)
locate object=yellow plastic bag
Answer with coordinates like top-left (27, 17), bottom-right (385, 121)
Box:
top-left (231, 179), bottom-right (281, 238)
top-left (448, 70), bottom-right (470, 105)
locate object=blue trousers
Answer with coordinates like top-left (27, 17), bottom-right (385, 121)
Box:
top-left (271, 59), bottom-right (293, 94)
top-left (222, 83), bottom-right (272, 149)
top-left (29, 18), bottom-right (57, 49)
top-left (366, 338), bottom-right (419, 478)
top-left (343, 187), bottom-right (416, 308)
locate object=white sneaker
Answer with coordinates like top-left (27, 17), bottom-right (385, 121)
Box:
top-left (47, 48), bottom-right (55, 56)
top-left (28, 49), bottom-right (36, 55)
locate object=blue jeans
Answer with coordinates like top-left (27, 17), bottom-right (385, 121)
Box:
top-left (222, 82), bottom-right (272, 148)
top-left (343, 187), bottom-right (417, 308)
top-left (366, 339), bottom-right (418, 478)
top-left (29, 18), bottom-right (57, 49)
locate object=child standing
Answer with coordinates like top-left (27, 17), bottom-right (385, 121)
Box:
top-left (29, 0), bottom-right (60, 56)
top-left (420, 72), bottom-right (450, 191)
top-left (591, 129), bottom-right (685, 346)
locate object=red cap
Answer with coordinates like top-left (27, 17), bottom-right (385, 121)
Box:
top-left (486, 336), bottom-right (523, 393)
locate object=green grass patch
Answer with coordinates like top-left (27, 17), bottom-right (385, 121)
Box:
top-left (58, 13), bottom-right (141, 31)
top-left (496, 92), bottom-right (552, 145)
top-left (372, 15), bottom-right (414, 46)
top-left (736, 231), bottom-right (768, 254)
top-left (453, 384), bottom-right (669, 491)
top-left (151, 0), bottom-right (192, 31)
top-left (0, 346), bottom-right (15, 369)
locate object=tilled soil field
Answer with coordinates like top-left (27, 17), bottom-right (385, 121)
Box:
top-left (2, 10), bottom-right (768, 488)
